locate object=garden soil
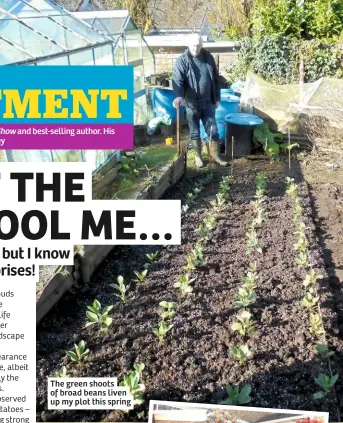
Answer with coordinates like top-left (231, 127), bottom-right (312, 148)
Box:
top-left (36, 158), bottom-right (342, 422)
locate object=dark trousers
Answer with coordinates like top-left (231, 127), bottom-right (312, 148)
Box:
top-left (185, 100), bottom-right (219, 142)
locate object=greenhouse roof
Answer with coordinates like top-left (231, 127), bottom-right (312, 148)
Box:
top-left (0, 0), bottom-right (136, 65)
top-left (71, 10), bottom-right (138, 37)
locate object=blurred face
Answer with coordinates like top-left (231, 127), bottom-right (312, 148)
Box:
top-left (187, 34), bottom-right (202, 57)
top-left (188, 42), bottom-right (202, 57)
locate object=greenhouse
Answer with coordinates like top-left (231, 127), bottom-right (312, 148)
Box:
top-left (0, 0), bottom-right (155, 170)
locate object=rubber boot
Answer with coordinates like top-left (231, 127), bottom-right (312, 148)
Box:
top-left (210, 141), bottom-right (229, 166)
top-left (193, 139), bottom-right (204, 168)
top-left (204, 142), bottom-right (211, 161)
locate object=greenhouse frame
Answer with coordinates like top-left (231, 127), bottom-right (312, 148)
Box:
top-left (0, 0), bottom-right (155, 171)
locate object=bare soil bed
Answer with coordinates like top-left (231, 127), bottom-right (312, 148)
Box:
top-left (36, 158), bottom-right (342, 423)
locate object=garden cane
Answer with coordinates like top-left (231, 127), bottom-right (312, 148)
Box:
top-left (288, 128), bottom-right (291, 170)
top-left (208, 125), bottom-right (213, 169)
top-left (176, 103), bottom-right (180, 156)
top-left (231, 136), bottom-right (235, 176)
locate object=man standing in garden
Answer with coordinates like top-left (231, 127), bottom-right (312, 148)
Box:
top-left (172, 32), bottom-right (228, 167)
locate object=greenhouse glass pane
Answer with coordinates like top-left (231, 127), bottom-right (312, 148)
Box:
top-left (142, 39), bottom-right (153, 60)
top-left (94, 150), bottom-right (117, 170)
top-left (56, 15), bottom-right (108, 44)
top-left (9, 1), bottom-right (50, 19)
top-left (142, 39), bottom-right (154, 76)
top-left (0, 38), bottom-right (32, 65)
top-left (0, 18), bottom-right (63, 56)
top-left (114, 37), bottom-right (124, 64)
top-left (134, 64), bottom-right (144, 93)
top-left (134, 94), bottom-right (147, 125)
top-left (36, 55), bottom-right (69, 65)
top-left (11, 150), bottom-right (54, 162)
top-left (143, 58), bottom-right (154, 78)
top-left (94, 44), bottom-right (115, 65)
top-left (92, 17), bottom-right (125, 35)
top-left (68, 48), bottom-right (95, 65)
top-left (23, 0), bottom-right (61, 16)
top-left (0, 0), bottom-right (24, 17)
top-left (125, 33), bottom-right (142, 63)
top-left (51, 150), bottom-right (84, 162)
top-left (124, 19), bottom-right (138, 31)
top-left (18, 17), bottom-right (74, 48)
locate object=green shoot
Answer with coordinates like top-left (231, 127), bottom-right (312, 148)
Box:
top-left (54, 366), bottom-right (69, 378)
top-left (158, 301), bottom-right (176, 320)
top-left (185, 254), bottom-right (196, 272)
top-left (293, 198), bottom-right (303, 218)
top-left (119, 363), bottom-right (145, 405)
top-left (186, 192), bottom-right (196, 204)
top-left (256, 172), bottom-right (267, 189)
top-left (230, 345), bottom-right (252, 365)
top-left (215, 192), bottom-right (226, 210)
top-left (235, 287), bottom-right (256, 308)
top-left (294, 236), bottom-right (308, 252)
top-left (316, 343), bottom-right (335, 360)
top-left (295, 251), bottom-right (309, 268)
top-left (231, 311), bottom-right (256, 336)
top-left (181, 204), bottom-right (190, 215)
top-left (66, 340), bottom-right (90, 365)
top-left (86, 299), bottom-right (113, 333)
top-left (303, 269), bottom-right (323, 288)
top-left (255, 187), bottom-right (265, 200)
top-left (152, 320), bottom-right (173, 342)
top-left (242, 273), bottom-right (257, 291)
top-left (185, 243), bottom-right (204, 271)
top-left (313, 374), bottom-right (339, 399)
top-left (252, 207), bottom-right (265, 226)
top-left (195, 224), bottom-right (210, 241)
top-left (309, 312), bottom-right (324, 336)
top-left (285, 177), bottom-right (298, 197)
top-left (193, 186), bottom-right (202, 196)
top-left (203, 214), bottom-right (216, 231)
top-left (110, 275), bottom-right (129, 303)
top-left (220, 384), bottom-right (252, 405)
top-left (251, 199), bottom-right (263, 213)
top-left (133, 269), bottom-right (148, 283)
top-left (246, 227), bottom-right (262, 254)
top-left (249, 262), bottom-right (258, 273)
top-left (174, 274), bottom-right (194, 296)
top-left (146, 252), bottom-right (158, 263)
top-left (301, 292), bottom-right (319, 310)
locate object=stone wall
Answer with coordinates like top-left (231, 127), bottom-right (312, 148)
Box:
top-left (151, 47), bottom-right (238, 75)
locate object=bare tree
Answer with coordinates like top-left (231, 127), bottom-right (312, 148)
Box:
top-left (209, 0), bottom-right (253, 37)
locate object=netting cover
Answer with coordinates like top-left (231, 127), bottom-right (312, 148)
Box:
top-left (240, 71), bottom-right (343, 145)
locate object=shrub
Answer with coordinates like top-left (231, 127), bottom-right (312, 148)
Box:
top-left (251, 0), bottom-right (304, 38)
top-left (300, 39), bottom-right (343, 82)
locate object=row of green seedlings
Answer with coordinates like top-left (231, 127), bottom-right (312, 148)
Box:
top-left (245, 172), bottom-right (268, 255)
top-left (181, 173), bottom-right (215, 217)
top-left (219, 173), bottom-right (268, 405)
top-left (112, 175), bottom-right (216, 342)
top-left (228, 175), bottom-right (267, 367)
top-left (151, 176), bottom-right (234, 343)
top-left (286, 177), bottom-right (339, 402)
top-left (151, 174), bottom-right (218, 342)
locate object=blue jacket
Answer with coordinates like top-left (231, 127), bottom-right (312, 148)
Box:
top-left (172, 48), bottom-right (221, 109)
